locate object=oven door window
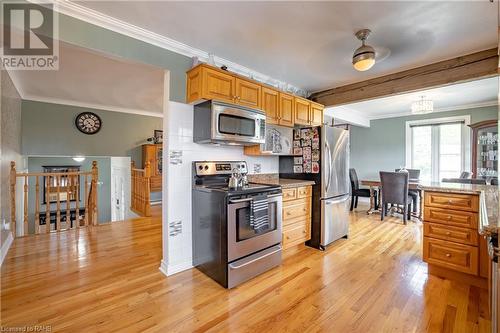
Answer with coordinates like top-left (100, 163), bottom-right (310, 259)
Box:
top-left (235, 201), bottom-right (277, 241)
top-left (218, 114), bottom-right (256, 137)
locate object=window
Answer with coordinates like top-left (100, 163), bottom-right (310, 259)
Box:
top-left (406, 116), bottom-right (470, 182)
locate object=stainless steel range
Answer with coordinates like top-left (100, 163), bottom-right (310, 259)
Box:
top-left (192, 161), bottom-right (282, 288)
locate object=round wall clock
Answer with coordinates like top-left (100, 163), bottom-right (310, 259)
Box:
top-left (75, 112), bottom-right (102, 135)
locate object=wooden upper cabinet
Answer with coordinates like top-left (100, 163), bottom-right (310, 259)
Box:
top-left (294, 97), bottom-right (310, 126)
top-left (279, 93), bottom-right (294, 127)
top-left (186, 64), bottom-right (323, 128)
top-left (236, 78), bottom-right (261, 109)
top-left (202, 67), bottom-right (235, 103)
top-left (310, 102), bottom-right (324, 126)
top-left (262, 87), bottom-right (279, 125)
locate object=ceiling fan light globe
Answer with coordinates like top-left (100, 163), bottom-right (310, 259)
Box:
top-left (353, 57), bottom-right (375, 71)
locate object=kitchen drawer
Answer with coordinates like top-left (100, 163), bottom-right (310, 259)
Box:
top-left (424, 191), bottom-right (479, 212)
top-left (283, 215), bottom-right (309, 228)
top-left (283, 220), bottom-right (310, 249)
top-left (423, 237), bottom-right (478, 275)
top-left (297, 186), bottom-right (312, 198)
top-left (283, 199), bottom-right (310, 220)
top-left (424, 207), bottom-right (478, 229)
top-left (423, 222), bottom-right (478, 246)
top-left (282, 188), bottom-right (297, 201)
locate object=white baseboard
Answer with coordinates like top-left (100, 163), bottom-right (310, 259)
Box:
top-left (159, 259), bottom-right (193, 277)
top-left (0, 232), bottom-right (14, 266)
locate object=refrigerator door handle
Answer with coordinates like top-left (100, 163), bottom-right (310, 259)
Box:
top-left (325, 140), bottom-right (332, 194)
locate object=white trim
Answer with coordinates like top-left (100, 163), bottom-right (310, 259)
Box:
top-left (162, 260), bottom-right (194, 276)
top-left (0, 232), bottom-right (14, 266)
top-left (405, 115), bottom-right (471, 181)
top-left (158, 259), bottom-right (169, 277)
top-left (368, 101), bottom-right (498, 120)
top-left (23, 95), bottom-right (164, 118)
top-left (36, 0), bottom-right (307, 97)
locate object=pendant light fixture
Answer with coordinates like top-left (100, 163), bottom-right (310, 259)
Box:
top-left (411, 96), bottom-right (434, 114)
top-left (352, 29), bottom-right (376, 71)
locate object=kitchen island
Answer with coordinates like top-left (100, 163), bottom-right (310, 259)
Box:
top-left (420, 182), bottom-right (498, 288)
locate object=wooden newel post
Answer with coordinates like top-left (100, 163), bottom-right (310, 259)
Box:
top-left (10, 161), bottom-right (16, 237)
top-left (91, 161), bottom-right (98, 226)
top-left (144, 161), bottom-right (151, 217)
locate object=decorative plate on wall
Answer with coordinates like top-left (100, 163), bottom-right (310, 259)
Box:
top-left (75, 112), bottom-right (102, 135)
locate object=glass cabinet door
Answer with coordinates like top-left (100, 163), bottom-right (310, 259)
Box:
top-left (474, 123), bottom-right (498, 179)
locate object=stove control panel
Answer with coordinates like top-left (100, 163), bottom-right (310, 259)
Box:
top-left (194, 161), bottom-right (248, 176)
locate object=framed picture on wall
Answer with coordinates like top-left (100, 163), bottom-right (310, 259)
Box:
top-left (154, 130), bottom-right (163, 144)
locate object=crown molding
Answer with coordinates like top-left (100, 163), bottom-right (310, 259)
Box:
top-left (23, 95), bottom-right (164, 118)
top-left (40, 0), bottom-right (307, 96)
top-left (367, 100), bottom-right (498, 121)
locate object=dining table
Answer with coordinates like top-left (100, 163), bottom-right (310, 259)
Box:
top-left (360, 179), bottom-right (424, 220)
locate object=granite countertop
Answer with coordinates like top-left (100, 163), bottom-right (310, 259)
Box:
top-left (247, 174), bottom-right (315, 189)
top-left (273, 178), bottom-right (316, 189)
top-left (419, 181), bottom-right (498, 236)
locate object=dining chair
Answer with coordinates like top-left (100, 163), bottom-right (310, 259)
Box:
top-left (395, 168), bottom-right (420, 214)
top-left (349, 168), bottom-right (377, 211)
top-left (459, 171), bottom-right (472, 179)
top-left (380, 171), bottom-right (412, 224)
top-left (442, 178), bottom-right (487, 185)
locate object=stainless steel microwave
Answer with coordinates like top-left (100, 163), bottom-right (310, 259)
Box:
top-left (193, 101), bottom-right (266, 145)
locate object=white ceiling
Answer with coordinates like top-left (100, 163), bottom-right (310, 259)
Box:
top-left (9, 42), bottom-right (165, 116)
top-left (327, 77), bottom-right (498, 123)
top-left (74, 1), bottom-right (497, 92)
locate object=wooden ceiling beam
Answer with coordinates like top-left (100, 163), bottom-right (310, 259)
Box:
top-left (310, 48), bottom-right (499, 107)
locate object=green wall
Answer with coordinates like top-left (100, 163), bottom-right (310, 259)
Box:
top-left (56, 13), bottom-right (192, 103)
top-left (350, 106), bottom-right (499, 180)
top-left (27, 157), bottom-right (111, 229)
top-left (22, 101), bottom-right (162, 164)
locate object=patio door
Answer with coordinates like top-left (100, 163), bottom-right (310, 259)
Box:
top-left (407, 117), bottom-right (470, 182)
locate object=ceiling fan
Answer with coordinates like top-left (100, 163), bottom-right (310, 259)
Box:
top-left (352, 29), bottom-right (391, 71)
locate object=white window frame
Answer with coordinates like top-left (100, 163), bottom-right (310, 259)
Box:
top-left (405, 115), bottom-right (471, 181)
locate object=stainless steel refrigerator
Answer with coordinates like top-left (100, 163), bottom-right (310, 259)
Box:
top-left (320, 124), bottom-right (350, 248)
top-left (278, 118), bottom-right (350, 250)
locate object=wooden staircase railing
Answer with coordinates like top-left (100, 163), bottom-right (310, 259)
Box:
top-left (9, 161), bottom-right (99, 237)
top-left (131, 161), bottom-right (151, 217)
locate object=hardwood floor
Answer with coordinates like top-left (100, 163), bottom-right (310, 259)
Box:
top-left (1, 203), bottom-right (490, 332)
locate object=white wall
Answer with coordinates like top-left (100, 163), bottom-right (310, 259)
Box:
top-left (161, 101), bottom-right (279, 276)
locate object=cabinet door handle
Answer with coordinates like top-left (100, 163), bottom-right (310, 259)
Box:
top-left (446, 232), bottom-right (451, 236)
top-left (447, 215), bottom-right (452, 220)
top-left (445, 253), bottom-right (451, 258)
top-left (448, 200), bottom-right (453, 204)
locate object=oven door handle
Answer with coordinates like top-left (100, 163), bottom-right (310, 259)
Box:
top-left (229, 198), bottom-right (253, 203)
top-left (229, 193), bottom-right (282, 204)
top-left (228, 246), bottom-right (282, 269)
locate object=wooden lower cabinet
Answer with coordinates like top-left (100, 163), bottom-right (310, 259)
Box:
top-left (422, 191), bottom-right (488, 284)
top-left (282, 186), bottom-right (312, 249)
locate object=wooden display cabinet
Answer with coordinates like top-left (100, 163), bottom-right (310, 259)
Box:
top-left (142, 144), bottom-right (162, 192)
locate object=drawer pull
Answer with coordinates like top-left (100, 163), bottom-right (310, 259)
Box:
top-left (446, 232), bottom-right (451, 236)
top-left (287, 212), bottom-right (291, 215)
top-left (302, 230), bottom-right (306, 234)
top-left (447, 215), bottom-right (452, 220)
top-left (448, 200), bottom-right (453, 204)
top-left (303, 208), bottom-right (307, 212)
top-left (445, 253), bottom-right (451, 258)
